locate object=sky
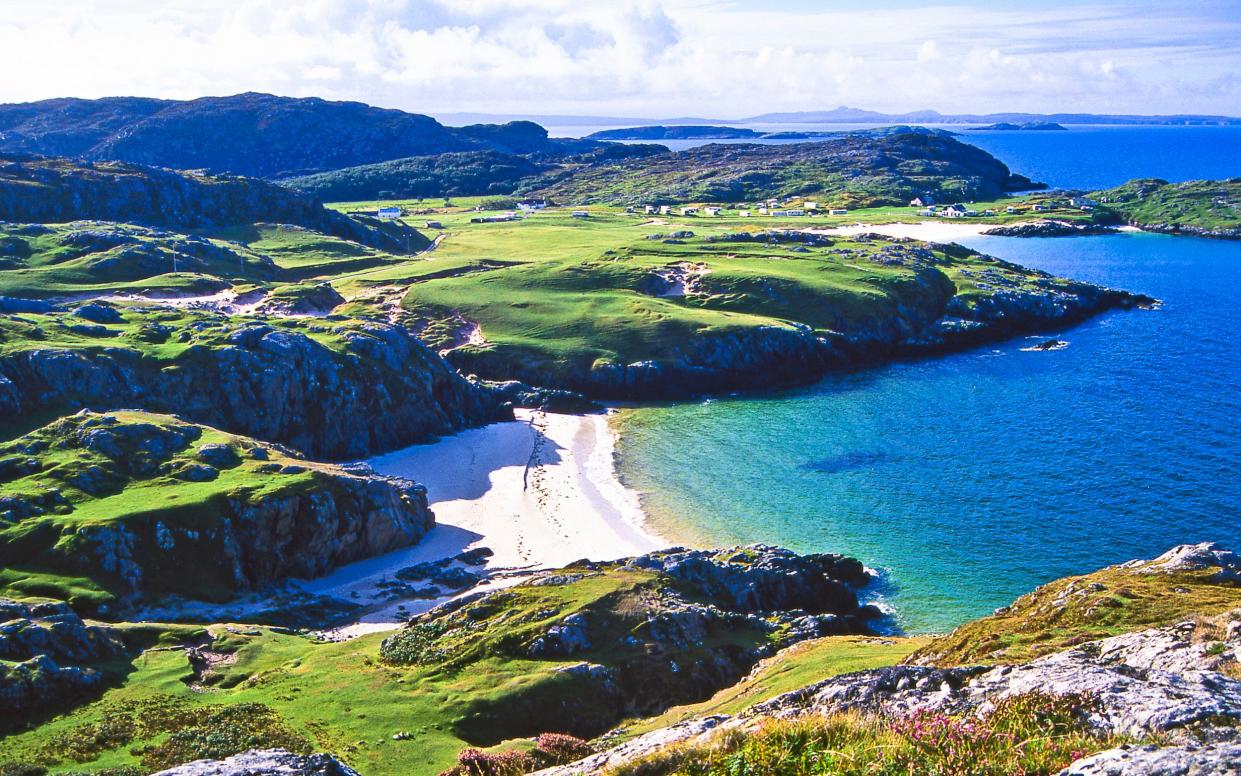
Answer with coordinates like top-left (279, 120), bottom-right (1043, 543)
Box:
top-left (1, 0), bottom-right (1238, 119)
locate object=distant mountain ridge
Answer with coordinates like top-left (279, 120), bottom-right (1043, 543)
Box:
top-left (439, 105), bottom-right (1241, 127)
top-left (0, 93), bottom-right (606, 179)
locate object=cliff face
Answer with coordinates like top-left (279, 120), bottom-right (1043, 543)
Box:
top-left (0, 411), bottom-right (439, 613)
top-left (66, 466), bottom-right (434, 605)
top-left (0, 319), bottom-right (507, 460)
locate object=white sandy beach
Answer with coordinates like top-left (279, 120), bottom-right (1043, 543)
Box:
top-left (810, 221), bottom-right (994, 242)
top-left (302, 409), bottom-right (669, 637)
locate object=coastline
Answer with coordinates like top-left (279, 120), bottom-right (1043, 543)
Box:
top-left (811, 220), bottom-right (994, 241)
top-left (302, 409), bottom-right (670, 636)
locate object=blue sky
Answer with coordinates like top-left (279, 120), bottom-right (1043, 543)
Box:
top-left (0, 0), bottom-right (1237, 117)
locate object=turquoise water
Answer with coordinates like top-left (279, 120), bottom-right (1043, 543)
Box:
top-left (615, 231), bottom-right (1241, 633)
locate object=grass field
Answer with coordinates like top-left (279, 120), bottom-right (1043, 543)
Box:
top-left (907, 560), bottom-right (1241, 666)
top-left (0, 568), bottom-right (921, 776)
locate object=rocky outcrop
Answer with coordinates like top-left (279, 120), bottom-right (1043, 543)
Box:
top-left (538, 614), bottom-right (1241, 774)
top-left (1129, 541), bottom-right (1241, 582)
top-left (982, 219), bottom-right (1118, 237)
top-left (0, 319), bottom-right (507, 460)
top-left (0, 154), bottom-right (426, 254)
top-left (381, 545), bottom-right (878, 745)
top-left (1060, 742), bottom-right (1241, 775)
top-left (1128, 222), bottom-right (1241, 240)
top-left (0, 411), bottom-right (440, 613)
top-left (627, 545), bottom-right (871, 616)
top-left (66, 465), bottom-right (436, 604)
top-left (151, 748), bottom-right (360, 776)
top-left (482, 379), bottom-right (602, 414)
top-left (0, 599), bottom-right (127, 717)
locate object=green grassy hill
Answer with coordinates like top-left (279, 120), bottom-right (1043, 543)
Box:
top-left (1094, 178), bottom-right (1241, 237)
top-left (525, 133), bottom-right (1039, 206)
top-left (0, 410), bottom-right (433, 613)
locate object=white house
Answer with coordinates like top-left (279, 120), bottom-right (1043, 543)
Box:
top-left (772, 209), bottom-right (805, 217)
top-left (704, 207), bottom-right (722, 216)
top-left (659, 205), bottom-right (672, 215)
top-left (1005, 206), bottom-right (1019, 214)
top-left (424, 220), bottom-right (444, 229)
top-left (680, 207), bottom-right (697, 216)
top-left (572, 211), bottom-right (591, 218)
top-left (757, 207), bottom-right (769, 215)
top-left (377, 207), bottom-right (402, 219)
top-left (1032, 204), bottom-right (1047, 212)
top-left (910, 197), bottom-right (933, 208)
top-left (942, 204), bottom-right (970, 218)
top-left (644, 205), bottom-right (656, 214)
top-left (917, 208), bottom-right (936, 217)
top-left (739, 210), bottom-right (752, 217)
top-left (829, 208), bottom-right (848, 216)
top-left (803, 201), bottom-right (819, 211)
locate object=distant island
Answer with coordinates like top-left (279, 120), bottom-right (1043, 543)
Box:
top-left (439, 104), bottom-right (1241, 127)
top-left (586, 124), bottom-right (956, 142)
top-left (586, 125), bottom-right (764, 140)
top-left (970, 122), bottom-right (1068, 131)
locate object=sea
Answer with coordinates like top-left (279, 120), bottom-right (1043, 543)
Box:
top-left (572, 122), bottom-right (1241, 633)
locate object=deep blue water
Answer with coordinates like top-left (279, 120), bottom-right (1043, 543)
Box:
top-left (615, 232), bottom-right (1241, 633)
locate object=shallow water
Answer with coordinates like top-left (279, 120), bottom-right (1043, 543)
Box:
top-left (615, 231), bottom-right (1241, 632)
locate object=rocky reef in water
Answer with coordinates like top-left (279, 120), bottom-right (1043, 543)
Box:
top-left (982, 219), bottom-right (1118, 237)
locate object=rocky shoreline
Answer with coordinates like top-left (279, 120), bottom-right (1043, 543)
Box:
top-left (450, 271), bottom-right (1154, 401)
top-left (0, 317), bottom-right (508, 460)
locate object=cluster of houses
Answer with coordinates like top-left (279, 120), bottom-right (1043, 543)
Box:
top-left (911, 195), bottom-right (1100, 219)
top-left (910, 197), bottom-right (989, 218)
top-left (470, 212), bottom-right (521, 224)
top-left (636, 200), bottom-right (849, 218)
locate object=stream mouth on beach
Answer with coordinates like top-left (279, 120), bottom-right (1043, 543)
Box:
top-left (613, 231), bottom-right (1241, 633)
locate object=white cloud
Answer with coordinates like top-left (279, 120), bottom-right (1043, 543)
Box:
top-left (0, 0), bottom-right (1236, 117)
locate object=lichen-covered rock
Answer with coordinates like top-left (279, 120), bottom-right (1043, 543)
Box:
top-left (538, 616), bottom-right (1241, 775)
top-left (629, 545), bottom-right (871, 615)
top-left (1131, 542), bottom-right (1241, 582)
top-left (749, 617), bottom-right (1241, 740)
top-left (150, 748), bottom-right (360, 776)
top-left (1060, 742), bottom-right (1241, 775)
